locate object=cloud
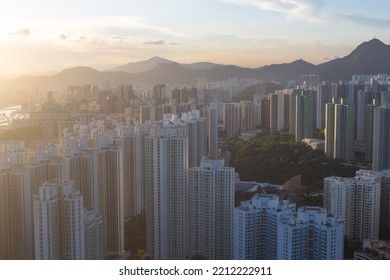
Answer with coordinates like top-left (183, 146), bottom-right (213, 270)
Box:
top-left (336, 14), bottom-right (390, 28)
top-left (222, 0), bottom-right (326, 22)
top-left (321, 56), bottom-right (339, 61)
top-left (95, 17), bottom-right (186, 38)
top-left (144, 40), bottom-right (166, 45)
top-left (58, 34), bottom-right (67, 40)
top-left (223, 0), bottom-right (390, 28)
top-left (10, 28), bottom-right (31, 36)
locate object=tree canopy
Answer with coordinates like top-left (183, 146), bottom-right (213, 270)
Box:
top-left (227, 130), bottom-right (357, 186)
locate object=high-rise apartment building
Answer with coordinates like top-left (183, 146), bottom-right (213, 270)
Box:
top-left (379, 171), bottom-right (390, 234)
top-left (188, 157), bottom-right (234, 259)
top-left (84, 210), bottom-right (104, 260)
top-left (208, 102), bottom-right (219, 158)
top-left (324, 171), bottom-right (381, 241)
top-left (181, 111), bottom-right (207, 168)
top-left (223, 103), bottom-right (240, 138)
top-left (105, 142), bottom-right (125, 255)
top-left (316, 83), bottom-right (332, 129)
top-left (0, 170), bottom-right (9, 259)
top-left (356, 90), bottom-right (369, 142)
top-left (33, 180), bottom-right (85, 260)
top-left (270, 93), bottom-right (278, 134)
top-left (323, 176), bottom-right (355, 237)
top-left (234, 194), bottom-right (343, 260)
top-left (372, 103), bottom-right (390, 171)
top-left (325, 99), bottom-right (355, 161)
top-left (6, 165), bottom-right (35, 259)
top-left (290, 90), bottom-right (314, 141)
top-left (121, 132), bottom-right (144, 218)
top-left (260, 96), bottom-right (270, 131)
top-left (365, 103), bottom-right (377, 162)
top-left (144, 127), bottom-right (188, 259)
top-left (234, 194), bottom-right (283, 260)
top-left (239, 101), bottom-right (255, 131)
top-left (79, 149), bottom-right (106, 213)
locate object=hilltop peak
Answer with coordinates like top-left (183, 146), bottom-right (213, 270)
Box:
top-left (355, 38), bottom-right (386, 51)
top-left (147, 56), bottom-right (173, 63)
top-left (109, 56), bottom-right (174, 73)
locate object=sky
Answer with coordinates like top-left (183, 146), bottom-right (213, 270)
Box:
top-left (1, 0), bottom-right (390, 75)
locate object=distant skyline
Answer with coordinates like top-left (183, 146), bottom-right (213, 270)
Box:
top-left (1, 0), bottom-right (390, 75)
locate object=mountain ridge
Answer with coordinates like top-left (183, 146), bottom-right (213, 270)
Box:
top-left (3, 38), bottom-right (390, 89)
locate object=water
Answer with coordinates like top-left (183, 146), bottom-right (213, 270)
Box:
top-left (0, 105), bottom-right (26, 126)
top-left (0, 105), bottom-right (21, 117)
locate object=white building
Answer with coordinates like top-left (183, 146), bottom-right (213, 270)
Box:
top-left (234, 194), bottom-right (284, 260)
top-left (180, 110), bottom-right (207, 168)
top-left (33, 180), bottom-right (85, 260)
top-left (188, 157), bottom-right (234, 259)
top-left (144, 126), bottom-right (188, 260)
top-left (120, 131), bottom-right (144, 218)
top-left (234, 194), bottom-right (343, 260)
top-left (84, 210), bottom-right (104, 260)
top-left (324, 170), bottom-right (381, 241)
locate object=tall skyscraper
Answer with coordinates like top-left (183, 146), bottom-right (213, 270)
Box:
top-left (323, 176), bottom-right (355, 239)
top-left (121, 132), bottom-right (144, 218)
top-left (354, 176), bottom-right (381, 240)
top-left (316, 83), bottom-right (332, 129)
top-left (181, 111), bottom-right (207, 168)
top-left (372, 102), bottom-right (390, 171)
top-left (0, 170), bottom-right (9, 259)
top-left (188, 157), bottom-right (234, 259)
top-left (73, 133), bottom-right (126, 257)
top-left (105, 142), bottom-right (125, 255)
top-left (239, 101), bottom-right (255, 131)
top-left (208, 102), bottom-right (219, 158)
top-left (276, 91), bottom-right (285, 131)
top-left (291, 90), bottom-right (314, 141)
top-left (153, 84), bottom-right (166, 102)
top-left (260, 96), bottom-right (270, 132)
top-left (325, 99), bottom-right (355, 161)
top-left (79, 149), bottom-right (106, 213)
top-left (356, 90), bottom-right (369, 142)
top-left (364, 103), bottom-right (377, 162)
top-left (223, 103), bottom-right (240, 138)
top-left (270, 93), bottom-right (278, 134)
top-left (33, 180), bottom-right (85, 260)
top-left (7, 165), bottom-right (35, 259)
top-left (145, 127), bottom-right (188, 259)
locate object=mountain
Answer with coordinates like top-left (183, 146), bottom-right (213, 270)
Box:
top-left (10, 67), bottom-right (132, 89)
top-left (254, 38), bottom-right (390, 82)
top-left (257, 59), bottom-right (316, 82)
top-left (130, 63), bottom-right (260, 84)
top-left (108, 56), bottom-right (174, 73)
top-left (111, 57), bottom-right (223, 73)
top-left (4, 39), bottom-right (390, 90)
top-left (319, 39), bottom-right (390, 81)
top-left (181, 62), bottom-right (222, 70)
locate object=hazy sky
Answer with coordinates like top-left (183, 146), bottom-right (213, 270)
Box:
top-left (1, 0), bottom-right (390, 75)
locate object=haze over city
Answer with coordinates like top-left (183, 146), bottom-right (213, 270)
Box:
top-left (2, 0), bottom-right (390, 265)
top-left (1, 0), bottom-right (390, 75)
